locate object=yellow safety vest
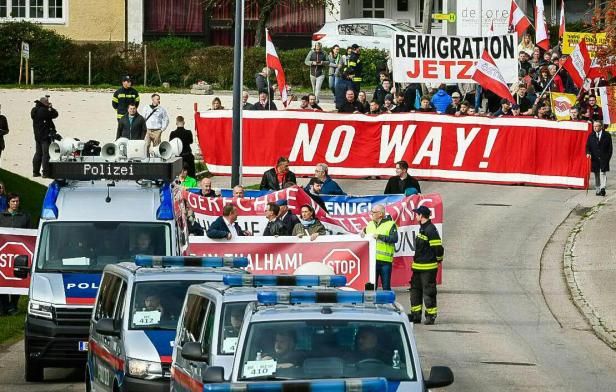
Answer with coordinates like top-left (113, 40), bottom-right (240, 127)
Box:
top-left (365, 220), bottom-right (396, 263)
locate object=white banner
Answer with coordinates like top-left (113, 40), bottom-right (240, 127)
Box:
top-left (392, 33), bottom-right (518, 84)
top-left (456, 0), bottom-right (511, 36)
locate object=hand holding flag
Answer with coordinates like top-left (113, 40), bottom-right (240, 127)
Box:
top-left (265, 29), bottom-right (291, 108)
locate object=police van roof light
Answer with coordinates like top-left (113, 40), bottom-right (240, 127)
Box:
top-left (222, 275), bottom-right (347, 287)
top-left (202, 378), bottom-right (388, 392)
top-left (156, 183), bottom-right (174, 220)
top-left (257, 290), bottom-right (396, 305)
top-left (41, 181), bottom-right (61, 219)
top-left (134, 255), bottom-right (249, 268)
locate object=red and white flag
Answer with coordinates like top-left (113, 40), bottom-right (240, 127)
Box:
top-left (509, 0), bottom-right (531, 37)
top-left (535, 0), bottom-right (550, 50)
top-left (559, 0), bottom-right (566, 38)
top-left (563, 39), bottom-right (591, 87)
top-left (265, 28), bottom-right (290, 107)
top-left (472, 49), bottom-right (515, 103)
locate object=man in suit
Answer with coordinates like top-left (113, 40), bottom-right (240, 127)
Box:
top-left (259, 157), bottom-right (296, 191)
top-left (276, 199), bottom-right (299, 235)
top-left (206, 204), bottom-right (251, 239)
top-left (116, 103), bottom-right (147, 140)
top-left (586, 120), bottom-right (613, 196)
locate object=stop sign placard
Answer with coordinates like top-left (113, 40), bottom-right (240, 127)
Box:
top-left (322, 248), bottom-right (361, 285)
top-left (0, 242), bottom-right (33, 281)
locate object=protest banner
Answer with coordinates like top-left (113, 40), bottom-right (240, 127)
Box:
top-left (562, 32), bottom-right (607, 58)
top-left (392, 33), bottom-right (518, 83)
top-left (195, 110), bottom-right (591, 189)
top-left (189, 235), bottom-right (375, 290)
top-left (182, 187), bottom-right (444, 287)
top-left (550, 93), bottom-right (577, 121)
top-left (0, 228), bottom-right (37, 294)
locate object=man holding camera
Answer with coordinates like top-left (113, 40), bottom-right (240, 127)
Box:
top-left (31, 96), bottom-right (58, 178)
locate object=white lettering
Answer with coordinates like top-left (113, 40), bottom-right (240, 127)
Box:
top-left (289, 123), bottom-right (323, 162)
top-left (412, 127), bottom-right (442, 166)
top-left (453, 127), bottom-right (481, 167)
top-left (379, 124), bottom-right (416, 163)
top-left (325, 125), bottom-right (355, 163)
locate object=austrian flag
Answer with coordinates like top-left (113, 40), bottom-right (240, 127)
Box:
top-left (508, 0), bottom-right (531, 37)
top-left (563, 39), bottom-right (591, 87)
top-left (265, 29), bottom-right (290, 107)
top-left (472, 49), bottom-right (515, 103)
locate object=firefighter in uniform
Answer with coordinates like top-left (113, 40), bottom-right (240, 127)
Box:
top-left (409, 205), bottom-right (443, 325)
top-left (361, 204), bottom-right (398, 291)
top-left (112, 75), bottom-right (140, 121)
top-left (346, 44), bottom-right (363, 94)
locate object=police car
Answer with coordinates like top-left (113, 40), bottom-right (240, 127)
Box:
top-left (12, 140), bottom-right (187, 381)
top-left (87, 255), bottom-right (249, 392)
top-left (202, 290), bottom-right (454, 391)
top-left (170, 274), bottom-right (347, 392)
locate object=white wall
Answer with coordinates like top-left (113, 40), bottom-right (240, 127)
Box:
top-left (127, 0), bottom-right (143, 44)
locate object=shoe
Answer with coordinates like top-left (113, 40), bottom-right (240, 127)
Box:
top-left (407, 314), bottom-right (421, 324)
top-left (32, 172), bottom-right (41, 177)
top-left (424, 316), bottom-right (436, 325)
top-left (42, 173), bottom-right (50, 179)
top-left (600, 188), bottom-right (606, 196)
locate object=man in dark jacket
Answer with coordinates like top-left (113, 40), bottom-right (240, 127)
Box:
top-left (334, 72), bottom-right (355, 109)
top-left (0, 193), bottom-right (30, 315)
top-left (260, 157), bottom-right (296, 191)
top-left (251, 90), bottom-right (277, 111)
top-left (384, 160), bottom-right (421, 194)
top-left (31, 96), bottom-right (58, 177)
top-left (276, 199), bottom-right (299, 235)
top-left (409, 205), bottom-right (443, 325)
top-left (346, 44), bottom-right (363, 93)
top-left (112, 75), bottom-right (140, 120)
top-left (444, 92), bottom-right (462, 114)
top-left (305, 178), bottom-right (328, 213)
top-left (586, 120), bottom-right (613, 196)
top-left (263, 202), bottom-right (286, 236)
top-left (0, 105), bottom-right (8, 160)
top-left (116, 103), bottom-right (147, 140)
top-left (206, 204), bottom-right (250, 239)
top-left (169, 115), bottom-right (195, 177)
top-left (255, 68), bottom-right (275, 100)
top-left (372, 78), bottom-right (393, 106)
top-left (338, 90), bottom-right (362, 113)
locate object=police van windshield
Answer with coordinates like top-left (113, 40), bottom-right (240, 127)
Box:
top-left (36, 222), bottom-right (171, 272)
top-left (130, 281), bottom-right (202, 330)
top-left (238, 320), bottom-right (416, 381)
top-left (219, 302), bottom-right (250, 355)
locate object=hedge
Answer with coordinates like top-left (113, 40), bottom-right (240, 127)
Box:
top-left (0, 21), bottom-right (388, 89)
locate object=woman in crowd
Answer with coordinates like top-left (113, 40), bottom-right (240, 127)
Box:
top-left (211, 97), bottom-right (224, 110)
top-left (530, 48), bottom-right (543, 70)
top-left (356, 91), bottom-right (370, 113)
top-left (518, 33), bottom-right (534, 56)
top-left (292, 204), bottom-right (326, 241)
top-left (327, 44), bottom-right (342, 95)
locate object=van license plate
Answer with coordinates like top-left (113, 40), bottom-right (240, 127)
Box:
top-left (78, 341), bottom-right (89, 351)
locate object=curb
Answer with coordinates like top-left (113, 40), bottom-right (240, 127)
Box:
top-left (564, 198), bottom-right (616, 350)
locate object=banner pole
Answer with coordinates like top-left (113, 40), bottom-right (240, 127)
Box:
top-left (535, 64), bottom-right (563, 104)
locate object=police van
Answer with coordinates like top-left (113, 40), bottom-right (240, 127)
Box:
top-left (170, 274), bottom-right (347, 392)
top-left (87, 255), bottom-right (248, 392)
top-left (12, 139), bottom-right (188, 381)
top-left (201, 290), bottom-right (454, 391)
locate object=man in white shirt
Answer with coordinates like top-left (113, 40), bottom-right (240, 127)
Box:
top-left (206, 204), bottom-right (251, 239)
top-left (142, 93), bottom-right (169, 155)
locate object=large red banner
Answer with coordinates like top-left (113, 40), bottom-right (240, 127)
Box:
top-left (189, 236), bottom-right (375, 290)
top-left (0, 228), bottom-right (37, 294)
top-left (182, 187), bottom-right (444, 287)
top-left (195, 111), bottom-right (591, 189)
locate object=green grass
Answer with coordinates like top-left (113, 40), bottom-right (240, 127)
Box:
top-left (0, 168), bottom-right (47, 227)
top-left (0, 296), bottom-right (27, 346)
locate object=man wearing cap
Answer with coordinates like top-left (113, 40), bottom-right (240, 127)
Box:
top-left (305, 163), bottom-right (345, 195)
top-left (276, 199), bottom-right (299, 235)
top-left (361, 204), bottom-right (398, 291)
top-left (493, 99), bottom-right (513, 117)
top-left (112, 75), bottom-right (140, 121)
top-left (445, 92), bottom-right (462, 115)
top-left (346, 44), bottom-right (363, 93)
top-left (382, 94), bottom-right (396, 113)
top-left (31, 96), bottom-right (58, 178)
top-left (409, 205), bottom-right (443, 325)
top-left (263, 202), bottom-right (286, 236)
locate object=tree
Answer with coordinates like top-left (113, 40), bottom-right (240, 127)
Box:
top-left (589, 0), bottom-right (616, 80)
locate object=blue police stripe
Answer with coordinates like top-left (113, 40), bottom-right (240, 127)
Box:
top-left (62, 273), bottom-right (101, 300)
top-left (387, 381), bottom-right (401, 391)
top-left (143, 330), bottom-right (176, 357)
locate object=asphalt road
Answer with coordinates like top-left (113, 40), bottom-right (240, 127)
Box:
top-left (1, 179), bottom-right (615, 391)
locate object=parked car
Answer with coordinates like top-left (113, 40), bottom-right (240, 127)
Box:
top-left (311, 18), bottom-right (419, 51)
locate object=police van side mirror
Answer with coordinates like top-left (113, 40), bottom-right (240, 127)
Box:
top-left (202, 366), bottom-right (225, 383)
top-left (181, 342), bottom-right (209, 362)
top-left (13, 255), bottom-right (30, 279)
top-left (424, 366), bottom-right (454, 389)
top-left (95, 318), bottom-right (121, 337)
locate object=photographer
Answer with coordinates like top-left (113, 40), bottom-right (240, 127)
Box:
top-left (31, 96), bottom-right (58, 178)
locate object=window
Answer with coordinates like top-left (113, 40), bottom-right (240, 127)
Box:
top-left (397, 0), bottom-right (408, 12)
top-left (178, 295), bottom-right (209, 346)
top-left (363, 0), bottom-right (384, 18)
top-left (338, 24), bottom-right (370, 36)
top-left (94, 274), bottom-right (125, 321)
top-left (418, 0), bottom-right (443, 25)
top-left (201, 303), bottom-right (215, 353)
top-left (219, 302), bottom-right (250, 355)
top-left (1, 0), bottom-right (65, 22)
top-left (372, 24), bottom-right (395, 38)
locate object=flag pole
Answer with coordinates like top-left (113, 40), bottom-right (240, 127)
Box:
top-left (265, 28), bottom-right (271, 110)
top-left (534, 64), bottom-right (564, 105)
top-left (231, 0), bottom-right (244, 187)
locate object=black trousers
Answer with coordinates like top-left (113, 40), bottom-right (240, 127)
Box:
top-left (181, 153), bottom-right (196, 178)
top-left (33, 139), bottom-right (50, 175)
top-left (409, 269), bottom-right (438, 317)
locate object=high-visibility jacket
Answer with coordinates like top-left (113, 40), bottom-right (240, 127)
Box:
top-left (112, 87), bottom-right (140, 119)
top-left (365, 219), bottom-right (397, 263)
top-left (346, 52), bottom-right (363, 82)
top-left (413, 219), bottom-right (443, 270)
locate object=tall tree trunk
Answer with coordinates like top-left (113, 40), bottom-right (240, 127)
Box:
top-left (254, 0), bottom-right (276, 47)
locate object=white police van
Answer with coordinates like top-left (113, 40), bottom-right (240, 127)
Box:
top-left (201, 290), bottom-right (454, 391)
top-left (201, 378), bottom-right (389, 391)
top-left (87, 255), bottom-right (248, 392)
top-left (171, 274), bottom-right (347, 392)
top-left (12, 141), bottom-right (187, 382)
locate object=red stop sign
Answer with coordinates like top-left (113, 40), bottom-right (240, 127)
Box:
top-left (322, 248), bottom-right (361, 285)
top-left (0, 242), bottom-right (33, 281)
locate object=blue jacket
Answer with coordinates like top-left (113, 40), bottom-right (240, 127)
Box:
top-left (304, 176), bottom-right (346, 196)
top-left (431, 89), bottom-right (452, 114)
top-left (334, 78), bottom-right (355, 109)
top-left (0, 195), bottom-right (6, 212)
top-left (206, 216), bottom-right (245, 239)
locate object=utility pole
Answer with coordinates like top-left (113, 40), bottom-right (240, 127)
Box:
top-left (421, 0), bottom-right (434, 95)
top-left (231, 0), bottom-right (245, 187)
